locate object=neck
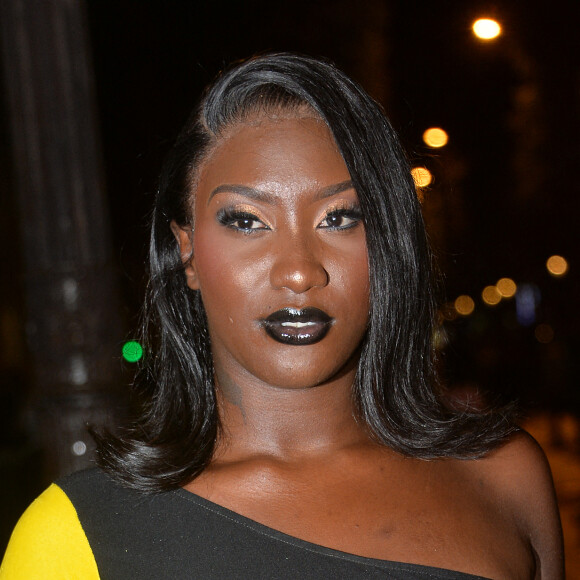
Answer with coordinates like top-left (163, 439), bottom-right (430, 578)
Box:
top-left (213, 364), bottom-right (369, 462)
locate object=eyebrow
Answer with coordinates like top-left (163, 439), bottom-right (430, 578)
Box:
top-left (207, 180), bottom-right (354, 206)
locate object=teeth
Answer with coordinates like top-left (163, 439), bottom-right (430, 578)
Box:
top-left (280, 321), bottom-right (316, 328)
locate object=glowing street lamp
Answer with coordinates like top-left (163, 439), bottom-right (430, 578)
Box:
top-left (454, 295), bottom-right (475, 316)
top-left (472, 18), bottom-right (501, 40)
top-left (546, 255), bottom-right (568, 277)
top-left (411, 166), bottom-right (432, 188)
top-left (496, 277), bottom-right (517, 298)
top-left (482, 285), bottom-right (501, 306)
top-left (423, 127), bottom-right (448, 148)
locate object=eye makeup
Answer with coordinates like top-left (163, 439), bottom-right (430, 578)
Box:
top-left (214, 200), bottom-right (363, 233)
top-left (318, 202), bottom-right (363, 231)
top-left (216, 206), bottom-right (270, 233)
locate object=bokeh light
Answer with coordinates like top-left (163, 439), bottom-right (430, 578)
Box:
top-left (72, 440), bottom-right (87, 456)
top-left (496, 277), bottom-right (517, 298)
top-left (482, 285), bottom-right (501, 306)
top-left (454, 295), bottom-right (475, 316)
top-left (546, 255), bottom-right (568, 277)
top-left (411, 166), bottom-right (432, 188)
top-left (423, 127), bottom-right (448, 148)
top-left (472, 18), bottom-right (501, 40)
top-left (515, 283), bottom-right (540, 326)
top-left (534, 323), bottom-right (554, 344)
top-left (122, 340), bottom-right (144, 363)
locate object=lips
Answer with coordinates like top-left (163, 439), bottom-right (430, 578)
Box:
top-left (262, 307), bottom-right (334, 346)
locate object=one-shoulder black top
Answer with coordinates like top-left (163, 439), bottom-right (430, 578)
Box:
top-left (58, 468), bottom-right (491, 579)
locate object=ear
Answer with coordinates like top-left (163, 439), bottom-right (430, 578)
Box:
top-left (170, 220), bottom-right (200, 290)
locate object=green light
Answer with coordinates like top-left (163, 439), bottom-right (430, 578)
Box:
top-left (122, 340), bottom-right (143, 363)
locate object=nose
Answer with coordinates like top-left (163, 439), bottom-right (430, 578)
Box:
top-left (269, 237), bottom-right (329, 294)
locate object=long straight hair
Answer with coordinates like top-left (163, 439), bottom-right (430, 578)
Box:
top-left (96, 53), bottom-right (515, 492)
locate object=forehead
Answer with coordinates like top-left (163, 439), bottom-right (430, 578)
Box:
top-left (193, 115), bottom-right (351, 204)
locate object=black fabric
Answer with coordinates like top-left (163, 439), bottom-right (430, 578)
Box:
top-left (58, 468), bottom-right (490, 579)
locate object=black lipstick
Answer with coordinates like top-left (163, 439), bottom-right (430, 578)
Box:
top-left (262, 307), bottom-right (333, 346)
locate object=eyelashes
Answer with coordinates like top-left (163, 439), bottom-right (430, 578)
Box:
top-left (216, 203), bottom-right (363, 234)
top-left (216, 208), bottom-right (269, 233)
top-left (319, 204), bottom-right (363, 230)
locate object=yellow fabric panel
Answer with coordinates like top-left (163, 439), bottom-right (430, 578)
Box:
top-left (0, 483), bottom-right (99, 579)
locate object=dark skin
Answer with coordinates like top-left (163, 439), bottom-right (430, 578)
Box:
top-left (172, 114), bottom-right (564, 579)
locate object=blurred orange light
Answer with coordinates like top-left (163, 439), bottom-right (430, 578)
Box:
top-left (455, 295), bottom-right (475, 316)
top-left (411, 166), bottom-right (432, 188)
top-left (482, 285), bottom-right (501, 306)
top-left (423, 128), bottom-right (449, 148)
top-left (546, 255), bottom-right (568, 277)
top-left (472, 18), bottom-right (501, 40)
top-left (496, 277), bottom-right (517, 298)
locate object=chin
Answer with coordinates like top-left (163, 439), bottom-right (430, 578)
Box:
top-left (256, 355), bottom-right (358, 391)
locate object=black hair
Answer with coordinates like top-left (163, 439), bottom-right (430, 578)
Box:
top-left (96, 53), bottom-right (516, 492)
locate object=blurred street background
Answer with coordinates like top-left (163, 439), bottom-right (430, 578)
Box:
top-left (1, 0), bottom-right (579, 574)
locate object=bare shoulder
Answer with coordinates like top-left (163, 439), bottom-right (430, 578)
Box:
top-left (469, 429), bottom-right (565, 579)
top-left (478, 429), bottom-right (555, 487)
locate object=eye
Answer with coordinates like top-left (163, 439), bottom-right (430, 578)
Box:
top-left (318, 206), bottom-right (363, 230)
top-left (216, 208), bottom-right (269, 233)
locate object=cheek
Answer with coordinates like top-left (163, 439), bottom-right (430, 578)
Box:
top-left (345, 254), bottom-right (370, 338)
top-left (192, 229), bottom-right (268, 318)
top-left (348, 265), bottom-right (371, 331)
top-left (329, 239), bottom-right (370, 309)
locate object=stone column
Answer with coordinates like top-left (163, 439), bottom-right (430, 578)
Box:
top-left (0, 0), bottom-right (126, 481)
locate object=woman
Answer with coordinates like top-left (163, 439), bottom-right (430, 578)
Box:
top-left (1, 53), bottom-right (563, 579)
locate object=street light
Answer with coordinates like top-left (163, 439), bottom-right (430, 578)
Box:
top-left (455, 295), bottom-right (475, 316)
top-left (411, 166), bottom-right (432, 188)
top-left (496, 277), bottom-right (517, 298)
top-left (423, 127), bottom-right (448, 148)
top-left (546, 255), bottom-right (568, 277)
top-left (482, 285), bottom-right (502, 306)
top-left (472, 18), bottom-right (501, 40)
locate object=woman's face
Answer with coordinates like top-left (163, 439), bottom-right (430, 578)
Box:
top-left (174, 114), bottom-right (369, 390)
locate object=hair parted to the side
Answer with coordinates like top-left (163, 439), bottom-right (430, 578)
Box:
top-left (95, 53), bottom-right (516, 492)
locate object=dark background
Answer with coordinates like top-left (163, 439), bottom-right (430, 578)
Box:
top-left (1, 0), bottom-right (579, 557)
top-left (87, 0), bottom-right (579, 406)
